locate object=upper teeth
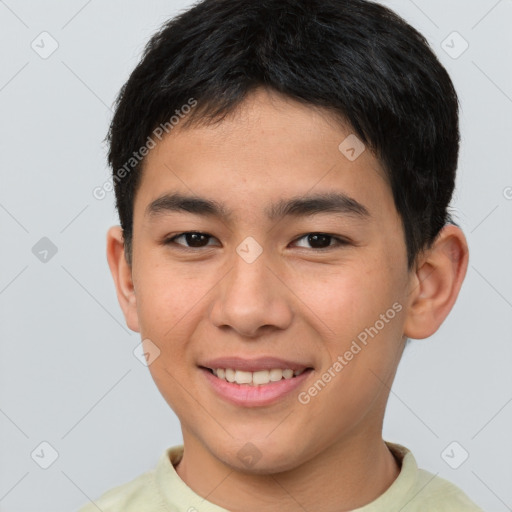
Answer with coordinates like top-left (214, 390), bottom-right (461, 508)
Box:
top-left (212, 368), bottom-right (306, 386)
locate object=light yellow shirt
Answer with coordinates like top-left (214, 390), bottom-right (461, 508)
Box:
top-left (77, 442), bottom-right (484, 511)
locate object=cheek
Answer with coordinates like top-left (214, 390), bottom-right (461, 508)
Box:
top-left (133, 262), bottom-right (211, 343)
top-left (294, 263), bottom-right (392, 339)
top-left (298, 258), bottom-right (405, 379)
top-left (301, 278), bottom-right (405, 435)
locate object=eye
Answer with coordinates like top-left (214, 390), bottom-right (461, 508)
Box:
top-left (163, 232), bottom-right (220, 249)
top-left (163, 232), bottom-right (349, 251)
top-left (292, 233), bottom-right (348, 250)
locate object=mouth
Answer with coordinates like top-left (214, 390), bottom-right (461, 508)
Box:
top-left (198, 357), bottom-right (314, 407)
top-left (201, 366), bottom-right (311, 386)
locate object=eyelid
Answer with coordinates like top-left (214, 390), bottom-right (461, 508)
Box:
top-left (163, 231), bottom-right (350, 250)
top-left (162, 231), bottom-right (221, 250)
top-left (291, 233), bottom-right (350, 250)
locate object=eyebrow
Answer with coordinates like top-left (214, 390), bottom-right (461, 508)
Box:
top-left (145, 191), bottom-right (370, 222)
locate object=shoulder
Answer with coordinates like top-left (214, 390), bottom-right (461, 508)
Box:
top-left (409, 468), bottom-right (484, 511)
top-left (383, 442), bottom-right (484, 512)
top-left (76, 470), bottom-right (161, 512)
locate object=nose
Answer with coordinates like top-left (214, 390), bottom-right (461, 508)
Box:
top-left (209, 250), bottom-right (293, 338)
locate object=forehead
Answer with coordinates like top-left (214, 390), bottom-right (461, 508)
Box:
top-left (134, 88), bottom-right (395, 225)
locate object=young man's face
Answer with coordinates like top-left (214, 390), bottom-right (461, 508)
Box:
top-left (117, 88), bottom-right (415, 472)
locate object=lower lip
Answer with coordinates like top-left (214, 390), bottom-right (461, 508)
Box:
top-left (201, 367), bottom-right (313, 407)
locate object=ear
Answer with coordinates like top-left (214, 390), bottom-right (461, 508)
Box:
top-left (106, 226), bottom-right (140, 332)
top-left (403, 224), bottom-right (469, 339)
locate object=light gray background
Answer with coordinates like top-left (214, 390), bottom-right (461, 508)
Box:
top-left (0, 1), bottom-right (511, 511)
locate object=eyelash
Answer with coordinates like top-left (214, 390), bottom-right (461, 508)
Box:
top-left (162, 232), bottom-right (350, 251)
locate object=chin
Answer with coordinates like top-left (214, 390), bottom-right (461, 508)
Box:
top-left (209, 434), bottom-right (308, 475)
top-left (224, 450), bottom-right (303, 475)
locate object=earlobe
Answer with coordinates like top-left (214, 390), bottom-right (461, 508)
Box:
top-left (106, 226), bottom-right (140, 332)
top-left (403, 224), bottom-right (469, 340)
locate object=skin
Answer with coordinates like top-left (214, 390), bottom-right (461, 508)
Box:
top-left (106, 87), bottom-right (469, 512)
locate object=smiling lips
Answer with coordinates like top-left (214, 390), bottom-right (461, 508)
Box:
top-left (200, 356), bottom-right (312, 385)
top-left (210, 367), bottom-right (307, 386)
top-left (199, 356), bottom-right (314, 406)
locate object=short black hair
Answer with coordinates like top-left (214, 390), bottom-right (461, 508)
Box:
top-left (107, 0), bottom-right (460, 268)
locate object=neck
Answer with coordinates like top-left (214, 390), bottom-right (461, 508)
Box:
top-left (175, 430), bottom-right (401, 512)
